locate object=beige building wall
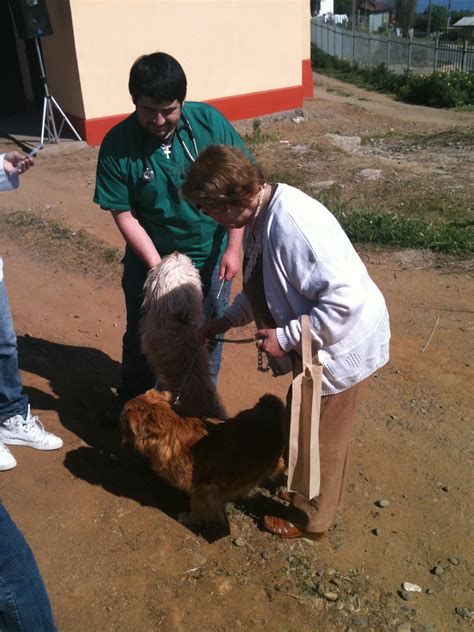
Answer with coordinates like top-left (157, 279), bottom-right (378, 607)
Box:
top-left (35, 0), bottom-right (312, 143)
top-left (41, 0), bottom-right (85, 117)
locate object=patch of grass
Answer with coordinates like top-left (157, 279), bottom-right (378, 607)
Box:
top-left (103, 248), bottom-right (120, 263)
top-left (321, 196), bottom-right (473, 255)
top-left (326, 86), bottom-right (353, 97)
top-left (263, 168), bottom-right (309, 192)
top-left (0, 210), bottom-right (122, 277)
top-left (243, 120), bottom-right (278, 148)
top-left (360, 127), bottom-right (474, 148)
top-left (454, 104), bottom-right (474, 112)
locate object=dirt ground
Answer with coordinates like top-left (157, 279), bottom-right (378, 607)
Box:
top-left (0, 73), bottom-right (472, 632)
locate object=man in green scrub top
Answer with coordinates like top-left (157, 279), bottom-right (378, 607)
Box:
top-left (94, 52), bottom-right (252, 406)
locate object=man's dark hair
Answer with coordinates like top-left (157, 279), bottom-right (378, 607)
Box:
top-left (128, 52), bottom-right (187, 104)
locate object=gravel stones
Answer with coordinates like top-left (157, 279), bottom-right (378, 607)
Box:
top-left (455, 607), bottom-right (471, 619)
top-left (351, 616), bottom-right (368, 626)
top-left (430, 565), bottom-right (444, 576)
top-left (359, 168), bottom-right (383, 181)
top-left (402, 582), bottom-right (422, 593)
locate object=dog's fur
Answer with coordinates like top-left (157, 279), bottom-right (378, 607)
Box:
top-left (140, 252), bottom-right (226, 419)
top-left (121, 389), bottom-right (285, 524)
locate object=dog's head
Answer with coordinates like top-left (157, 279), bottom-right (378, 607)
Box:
top-left (142, 252), bottom-right (204, 325)
top-left (120, 389), bottom-right (173, 451)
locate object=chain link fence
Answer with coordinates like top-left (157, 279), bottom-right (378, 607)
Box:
top-left (311, 18), bottom-right (474, 74)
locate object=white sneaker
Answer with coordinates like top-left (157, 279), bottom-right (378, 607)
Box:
top-left (0, 442), bottom-right (17, 470)
top-left (0, 406), bottom-right (63, 450)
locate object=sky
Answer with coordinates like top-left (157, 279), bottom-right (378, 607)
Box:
top-left (416, 0), bottom-right (474, 12)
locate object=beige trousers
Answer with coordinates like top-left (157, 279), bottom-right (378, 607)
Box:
top-left (285, 379), bottom-right (367, 533)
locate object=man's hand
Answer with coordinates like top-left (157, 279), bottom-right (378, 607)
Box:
top-left (255, 328), bottom-right (286, 358)
top-left (3, 152), bottom-right (33, 176)
top-left (219, 227), bottom-right (243, 280)
top-left (218, 248), bottom-right (240, 281)
top-left (198, 316), bottom-right (233, 344)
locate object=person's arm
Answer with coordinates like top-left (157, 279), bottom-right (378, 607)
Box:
top-left (112, 210), bottom-right (161, 269)
top-left (198, 315), bottom-right (233, 343)
top-left (208, 106), bottom-right (253, 280)
top-left (257, 201), bottom-right (371, 357)
top-left (218, 227), bottom-right (244, 280)
top-left (198, 291), bottom-right (254, 343)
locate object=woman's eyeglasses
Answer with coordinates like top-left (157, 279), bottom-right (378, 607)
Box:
top-left (196, 203), bottom-right (230, 216)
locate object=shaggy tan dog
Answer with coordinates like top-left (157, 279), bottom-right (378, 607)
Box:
top-left (121, 389), bottom-right (285, 524)
top-left (140, 252), bottom-right (225, 418)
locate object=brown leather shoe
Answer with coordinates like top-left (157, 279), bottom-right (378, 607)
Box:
top-left (263, 515), bottom-right (325, 541)
top-left (277, 489), bottom-right (294, 503)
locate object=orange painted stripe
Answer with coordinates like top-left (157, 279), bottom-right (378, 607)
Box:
top-left (205, 84), bottom-right (304, 121)
top-left (68, 71), bottom-right (311, 145)
top-left (302, 58), bottom-right (314, 97)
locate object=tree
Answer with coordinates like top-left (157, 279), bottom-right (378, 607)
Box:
top-left (395, 0), bottom-right (417, 36)
top-left (334, 0), bottom-right (353, 13)
top-left (430, 4), bottom-right (449, 31)
top-left (450, 9), bottom-right (474, 25)
top-left (415, 4), bottom-right (449, 33)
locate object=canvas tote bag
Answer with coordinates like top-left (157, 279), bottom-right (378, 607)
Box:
top-left (287, 314), bottom-right (323, 499)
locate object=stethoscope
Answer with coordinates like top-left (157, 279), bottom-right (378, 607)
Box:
top-left (142, 110), bottom-right (198, 182)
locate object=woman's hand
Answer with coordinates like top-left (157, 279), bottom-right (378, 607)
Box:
top-left (255, 328), bottom-right (286, 358)
top-left (198, 316), bottom-right (233, 344)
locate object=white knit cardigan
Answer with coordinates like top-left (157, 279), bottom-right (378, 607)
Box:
top-left (224, 184), bottom-right (390, 395)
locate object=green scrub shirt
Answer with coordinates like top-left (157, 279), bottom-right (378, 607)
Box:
top-left (94, 102), bottom-right (252, 282)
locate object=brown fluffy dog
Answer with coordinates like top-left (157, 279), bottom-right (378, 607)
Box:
top-left (121, 389), bottom-right (285, 524)
top-left (140, 252), bottom-right (226, 419)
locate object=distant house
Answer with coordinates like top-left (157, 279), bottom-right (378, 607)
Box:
top-left (453, 16), bottom-right (474, 40)
top-left (358, 1), bottom-right (392, 32)
top-left (318, 0), bottom-right (334, 17)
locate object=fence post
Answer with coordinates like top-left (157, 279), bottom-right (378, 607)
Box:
top-left (407, 34), bottom-right (412, 72)
top-left (462, 38), bottom-right (467, 72)
top-left (387, 31), bottom-right (391, 68)
top-left (434, 34), bottom-right (439, 72)
top-left (352, 28), bottom-right (356, 66)
top-left (368, 33), bottom-right (372, 66)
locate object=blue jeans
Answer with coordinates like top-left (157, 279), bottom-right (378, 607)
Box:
top-left (0, 504), bottom-right (56, 631)
top-left (118, 255), bottom-right (231, 405)
top-left (0, 271), bottom-right (28, 423)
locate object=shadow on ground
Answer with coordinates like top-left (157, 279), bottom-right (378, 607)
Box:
top-left (17, 334), bottom-right (233, 542)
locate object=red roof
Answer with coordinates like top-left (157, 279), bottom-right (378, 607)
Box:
top-left (359, 2), bottom-right (391, 12)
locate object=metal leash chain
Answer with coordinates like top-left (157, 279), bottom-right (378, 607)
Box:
top-left (211, 334), bottom-right (271, 373)
top-left (212, 280), bottom-right (271, 372)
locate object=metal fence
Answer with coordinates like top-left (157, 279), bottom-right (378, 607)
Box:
top-left (311, 18), bottom-right (474, 74)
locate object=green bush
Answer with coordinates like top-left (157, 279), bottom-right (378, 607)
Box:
top-left (311, 45), bottom-right (474, 108)
top-left (399, 70), bottom-right (474, 107)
